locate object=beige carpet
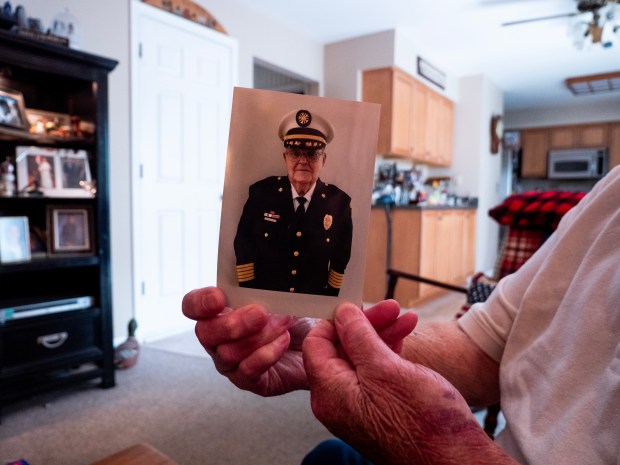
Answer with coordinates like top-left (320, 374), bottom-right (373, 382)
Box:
top-left (0, 347), bottom-right (333, 465)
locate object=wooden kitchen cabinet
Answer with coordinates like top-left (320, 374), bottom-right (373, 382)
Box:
top-left (436, 96), bottom-right (454, 166)
top-left (363, 207), bottom-right (477, 307)
top-left (609, 123), bottom-right (620, 170)
top-left (362, 67), bottom-right (454, 166)
top-left (520, 129), bottom-right (549, 178)
top-left (578, 123), bottom-right (607, 147)
top-left (362, 208), bottom-right (390, 304)
top-left (549, 126), bottom-right (577, 149)
top-left (462, 209), bottom-right (477, 279)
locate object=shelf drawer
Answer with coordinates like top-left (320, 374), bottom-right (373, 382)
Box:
top-left (1, 310), bottom-right (98, 368)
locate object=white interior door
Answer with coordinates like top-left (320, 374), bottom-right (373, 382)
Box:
top-left (131, 2), bottom-right (237, 342)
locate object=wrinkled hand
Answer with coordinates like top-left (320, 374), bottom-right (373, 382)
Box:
top-left (182, 287), bottom-right (417, 397)
top-left (304, 303), bottom-right (508, 465)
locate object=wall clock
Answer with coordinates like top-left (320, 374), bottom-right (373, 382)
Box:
top-left (491, 114), bottom-right (503, 154)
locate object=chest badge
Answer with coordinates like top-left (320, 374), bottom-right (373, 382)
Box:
top-left (323, 214), bottom-right (333, 230)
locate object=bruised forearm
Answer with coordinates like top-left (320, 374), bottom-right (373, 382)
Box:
top-left (399, 320), bottom-right (500, 407)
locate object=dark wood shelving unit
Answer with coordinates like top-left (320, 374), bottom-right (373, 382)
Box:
top-left (0, 29), bottom-right (117, 419)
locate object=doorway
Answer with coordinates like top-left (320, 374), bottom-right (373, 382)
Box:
top-left (131, 2), bottom-right (238, 341)
top-left (254, 59), bottom-right (318, 95)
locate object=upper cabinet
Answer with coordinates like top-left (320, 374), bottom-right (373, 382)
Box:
top-left (362, 67), bottom-right (454, 166)
top-left (521, 129), bottom-right (549, 178)
top-left (520, 122), bottom-right (618, 178)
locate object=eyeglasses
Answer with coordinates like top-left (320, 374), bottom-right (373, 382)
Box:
top-left (285, 148), bottom-right (324, 162)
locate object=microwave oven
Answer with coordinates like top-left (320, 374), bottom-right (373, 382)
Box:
top-left (547, 148), bottom-right (608, 180)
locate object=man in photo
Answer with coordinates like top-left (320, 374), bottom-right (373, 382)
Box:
top-left (233, 109), bottom-right (353, 297)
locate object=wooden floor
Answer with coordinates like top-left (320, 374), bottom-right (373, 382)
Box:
top-left (407, 291), bottom-right (466, 323)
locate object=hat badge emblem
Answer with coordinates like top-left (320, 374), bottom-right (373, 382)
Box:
top-left (296, 110), bottom-right (311, 127)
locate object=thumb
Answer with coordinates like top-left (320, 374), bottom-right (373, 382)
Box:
top-left (334, 303), bottom-right (398, 368)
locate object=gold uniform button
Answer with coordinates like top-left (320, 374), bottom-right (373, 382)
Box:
top-left (326, 238), bottom-right (331, 243)
top-left (321, 193), bottom-right (326, 198)
top-left (264, 233), bottom-right (269, 237)
top-left (289, 287), bottom-right (295, 292)
top-left (296, 231), bottom-right (302, 237)
top-left (278, 187), bottom-right (283, 192)
top-left (293, 251), bottom-right (299, 257)
top-left (291, 269), bottom-right (297, 275)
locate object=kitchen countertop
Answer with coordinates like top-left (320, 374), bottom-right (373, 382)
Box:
top-left (371, 202), bottom-right (478, 210)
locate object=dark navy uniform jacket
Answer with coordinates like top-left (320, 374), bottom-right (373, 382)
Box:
top-left (234, 176), bottom-right (353, 296)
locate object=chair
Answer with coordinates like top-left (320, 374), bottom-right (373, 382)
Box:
top-left (384, 190), bottom-right (586, 437)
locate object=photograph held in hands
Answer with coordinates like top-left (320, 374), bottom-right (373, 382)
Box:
top-left (217, 87), bottom-right (380, 319)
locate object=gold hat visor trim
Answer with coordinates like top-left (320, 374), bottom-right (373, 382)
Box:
top-left (283, 134), bottom-right (326, 144)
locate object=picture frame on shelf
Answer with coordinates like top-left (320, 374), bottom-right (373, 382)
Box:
top-left (26, 108), bottom-right (71, 137)
top-left (0, 216), bottom-right (32, 264)
top-left (47, 205), bottom-right (94, 255)
top-left (0, 87), bottom-right (29, 131)
top-left (15, 146), bottom-right (94, 198)
top-left (25, 108), bottom-right (95, 139)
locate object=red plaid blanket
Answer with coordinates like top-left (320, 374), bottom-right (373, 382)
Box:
top-left (488, 191), bottom-right (585, 230)
top-left (456, 191), bottom-right (585, 319)
top-left (494, 228), bottom-right (549, 279)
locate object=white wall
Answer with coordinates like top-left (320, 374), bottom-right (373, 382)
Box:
top-left (325, 30), bottom-right (396, 101)
top-left (505, 96), bottom-right (620, 128)
top-left (324, 29), bottom-right (458, 102)
top-left (200, 0), bottom-right (323, 91)
top-left (446, 76), bottom-right (503, 274)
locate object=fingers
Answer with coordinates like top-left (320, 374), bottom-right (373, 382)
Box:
top-left (334, 303), bottom-right (398, 367)
top-left (377, 312), bottom-right (418, 352)
top-left (303, 318), bottom-right (352, 382)
top-left (182, 286), bottom-right (227, 320)
top-left (207, 312), bottom-right (292, 372)
top-left (363, 300), bottom-right (418, 352)
top-left (363, 299), bottom-right (401, 329)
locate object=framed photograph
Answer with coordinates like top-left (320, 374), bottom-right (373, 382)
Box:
top-left (59, 149), bottom-right (93, 193)
top-left (15, 146), bottom-right (94, 197)
top-left (0, 216), bottom-right (32, 264)
top-left (0, 87), bottom-right (28, 130)
top-left (217, 88), bottom-right (380, 319)
top-left (47, 205), bottom-right (94, 254)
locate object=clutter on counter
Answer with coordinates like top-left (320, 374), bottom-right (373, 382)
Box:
top-left (371, 161), bottom-right (476, 208)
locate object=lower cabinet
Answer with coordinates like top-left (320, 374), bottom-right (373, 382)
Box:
top-left (363, 207), bottom-right (477, 307)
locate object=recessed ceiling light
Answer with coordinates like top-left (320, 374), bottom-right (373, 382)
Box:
top-left (565, 71), bottom-right (620, 95)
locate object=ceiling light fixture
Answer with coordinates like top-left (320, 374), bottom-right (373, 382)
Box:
top-left (568, 1), bottom-right (620, 50)
top-left (565, 71), bottom-right (620, 95)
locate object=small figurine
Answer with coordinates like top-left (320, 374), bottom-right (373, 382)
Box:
top-left (0, 156), bottom-right (16, 197)
top-left (114, 318), bottom-right (140, 369)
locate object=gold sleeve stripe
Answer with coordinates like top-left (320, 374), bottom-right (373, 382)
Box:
top-left (237, 263), bottom-right (255, 282)
top-left (328, 269), bottom-right (344, 288)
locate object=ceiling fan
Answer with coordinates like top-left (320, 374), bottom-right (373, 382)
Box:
top-left (502, 0), bottom-right (620, 46)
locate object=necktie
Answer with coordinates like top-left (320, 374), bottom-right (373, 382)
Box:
top-left (294, 197), bottom-right (307, 223)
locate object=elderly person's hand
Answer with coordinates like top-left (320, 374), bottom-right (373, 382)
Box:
top-left (303, 303), bottom-right (516, 465)
top-left (182, 287), bottom-right (416, 397)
